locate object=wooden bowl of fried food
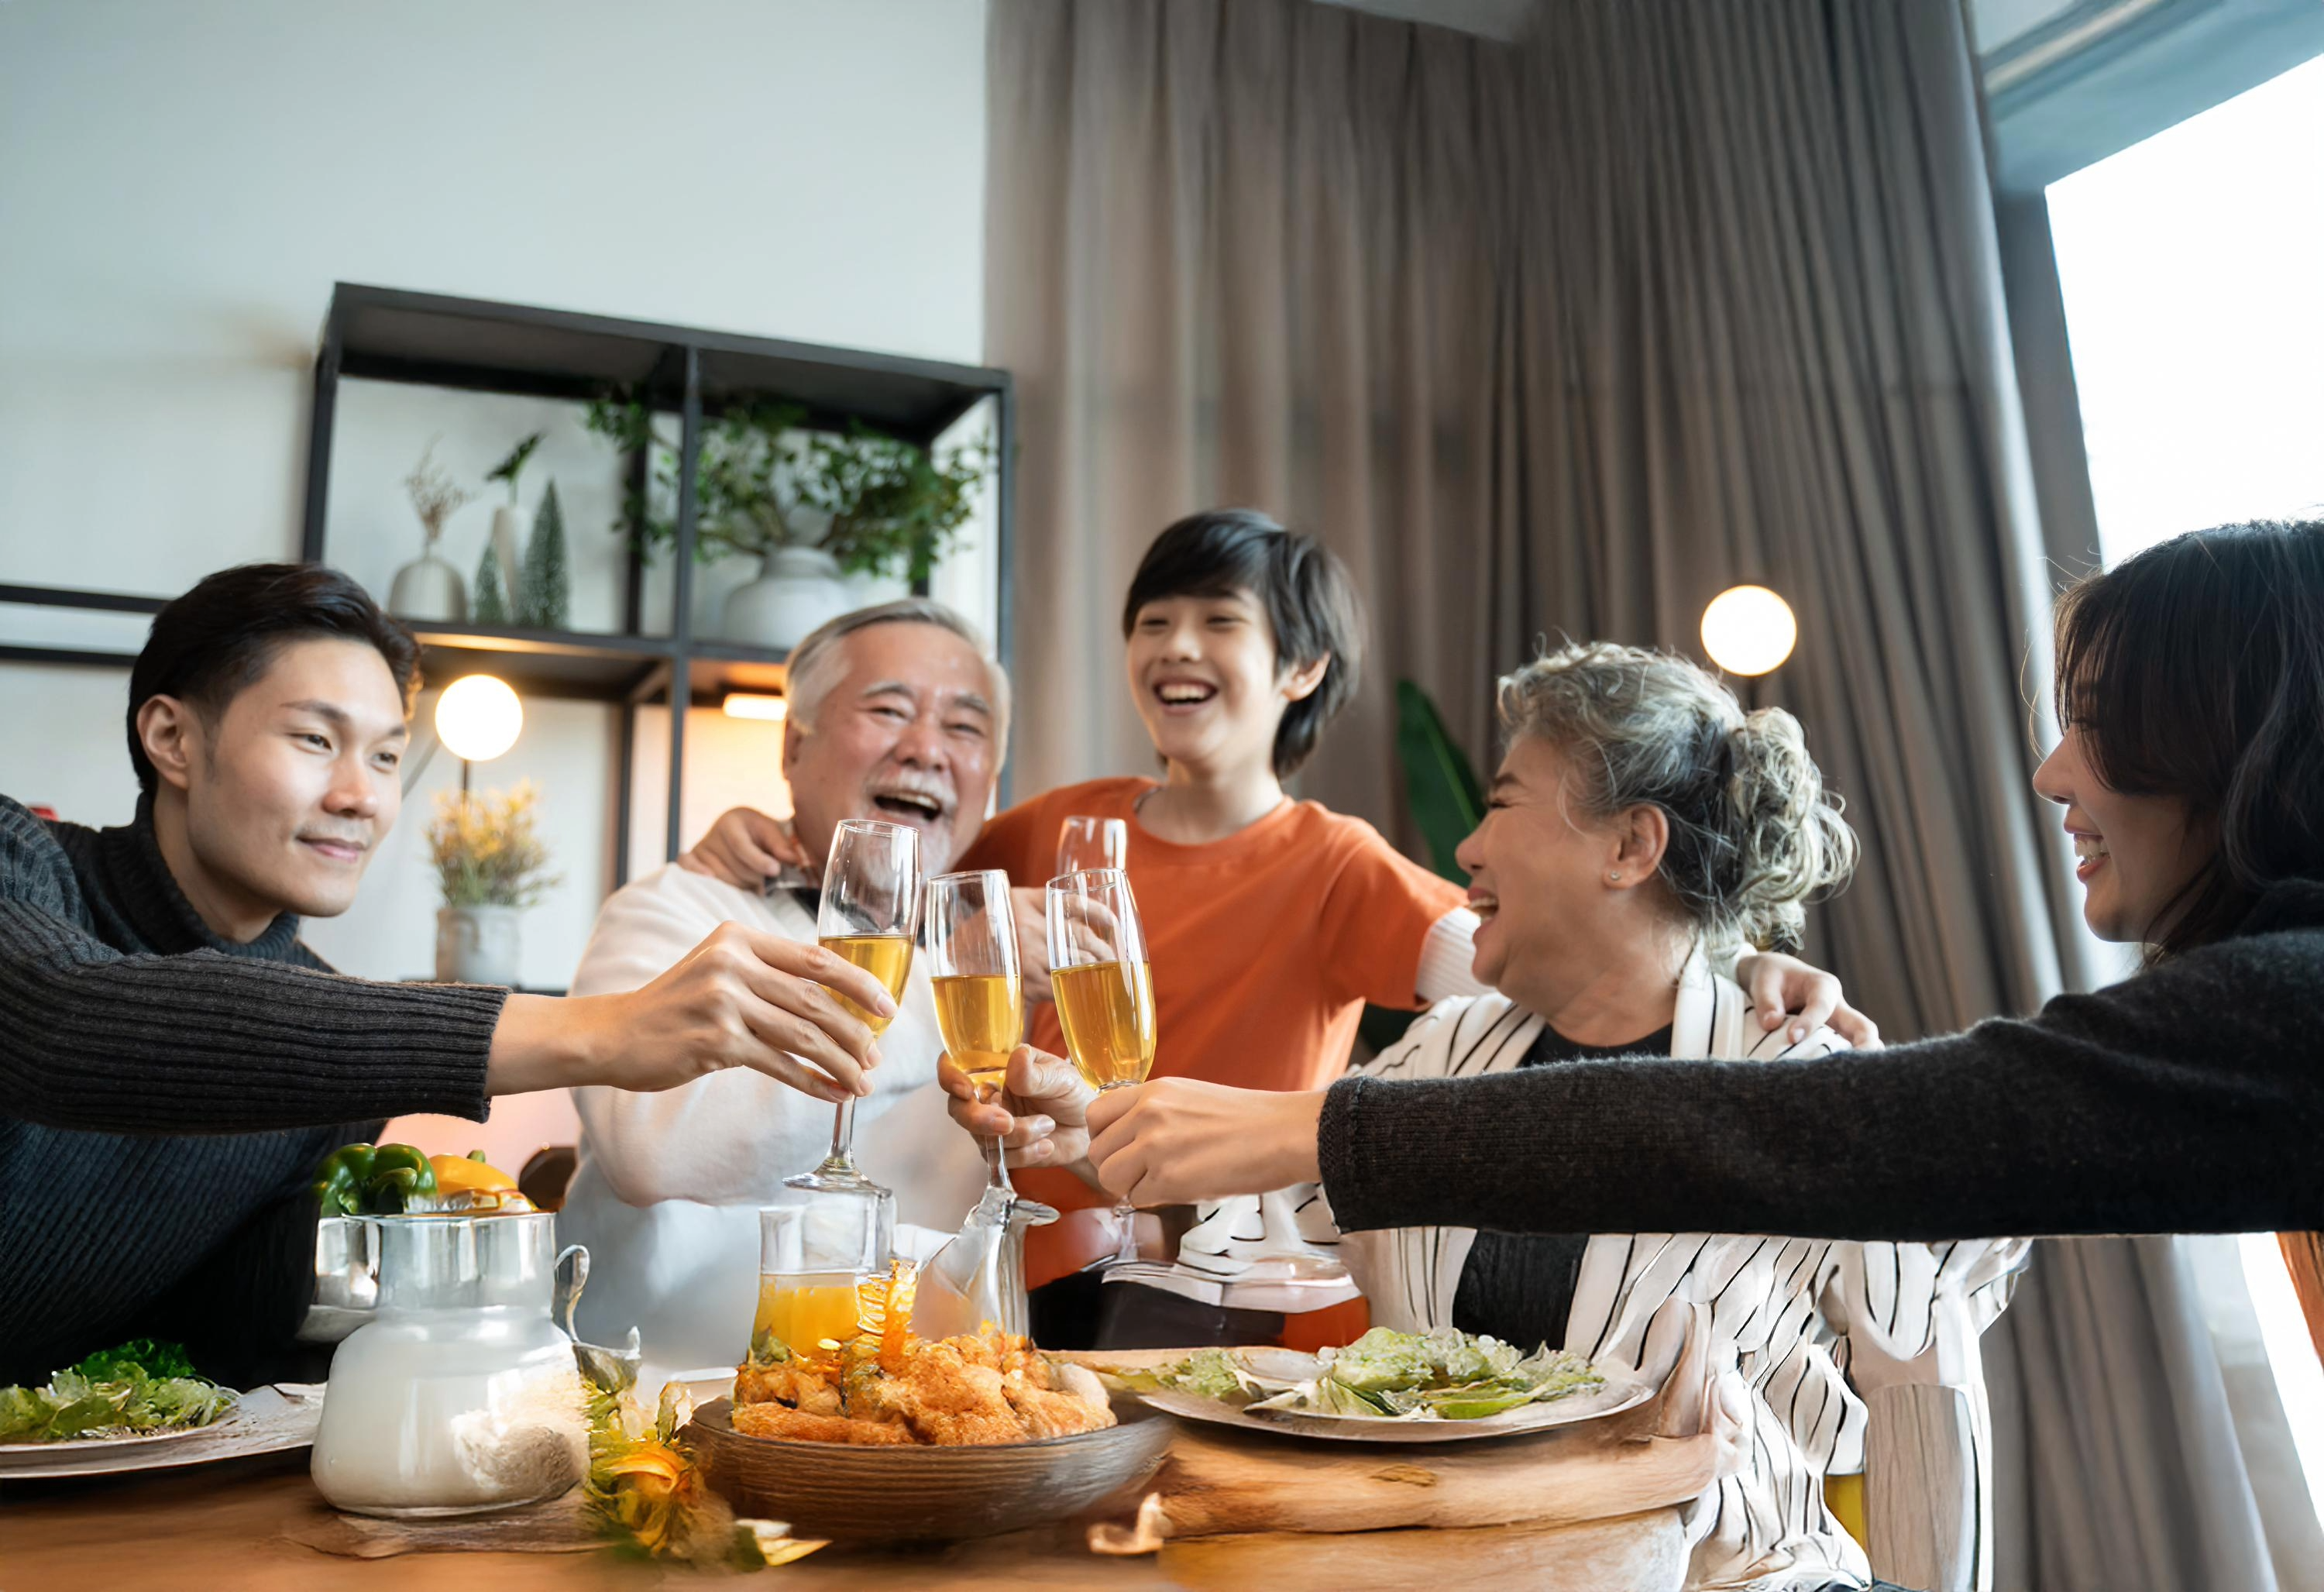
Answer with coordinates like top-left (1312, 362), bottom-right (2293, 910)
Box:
top-left (687, 1328), bottom-right (1175, 1542)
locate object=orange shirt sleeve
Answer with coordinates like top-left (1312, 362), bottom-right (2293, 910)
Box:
top-left (1315, 821), bottom-right (1466, 1010)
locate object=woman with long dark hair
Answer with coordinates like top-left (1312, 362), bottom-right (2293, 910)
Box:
top-left (984, 518), bottom-right (2324, 1250)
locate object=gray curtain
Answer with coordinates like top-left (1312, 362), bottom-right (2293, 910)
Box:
top-left (988, 0), bottom-right (2083, 1038)
top-left (986, 1), bottom-right (2278, 1584)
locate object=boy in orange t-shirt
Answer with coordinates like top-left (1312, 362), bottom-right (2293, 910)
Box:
top-left (686, 511), bottom-right (1479, 1338)
top-left (947, 514), bottom-right (1474, 1315)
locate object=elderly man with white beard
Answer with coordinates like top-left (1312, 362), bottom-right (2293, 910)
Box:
top-left (559, 600), bottom-right (1005, 1374)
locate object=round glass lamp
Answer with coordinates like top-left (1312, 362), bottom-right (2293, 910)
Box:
top-left (435, 675), bottom-right (522, 793)
top-left (1700, 585), bottom-right (1798, 677)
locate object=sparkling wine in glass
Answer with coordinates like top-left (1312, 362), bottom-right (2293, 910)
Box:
top-left (786, 819), bottom-right (920, 1196)
top-left (1054, 815), bottom-right (1128, 878)
top-left (1045, 868), bottom-right (1157, 1266)
top-left (928, 870), bottom-right (1057, 1222)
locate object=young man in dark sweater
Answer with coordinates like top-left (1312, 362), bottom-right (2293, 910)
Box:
top-left (1, 564), bottom-right (907, 1385)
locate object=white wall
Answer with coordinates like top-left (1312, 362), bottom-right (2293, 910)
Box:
top-left (0, 0), bottom-right (991, 1167)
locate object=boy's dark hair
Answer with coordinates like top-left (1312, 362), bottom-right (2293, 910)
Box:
top-left (1121, 509), bottom-right (1365, 777)
top-left (2054, 517), bottom-right (2324, 959)
top-left (126, 563), bottom-right (421, 795)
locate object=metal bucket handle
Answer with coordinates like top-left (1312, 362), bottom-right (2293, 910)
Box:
top-left (552, 1243), bottom-right (590, 1340)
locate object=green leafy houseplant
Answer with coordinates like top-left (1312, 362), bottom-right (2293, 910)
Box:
top-left (486, 432), bottom-right (545, 504)
top-left (583, 395), bottom-right (992, 583)
top-left (428, 782), bottom-right (561, 909)
top-left (1394, 679), bottom-right (1485, 885)
top-left (1360, 679), bottom-right (1487, 1057)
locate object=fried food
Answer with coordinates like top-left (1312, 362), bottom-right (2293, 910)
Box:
top-left (1007, 1360), bottom-right (1116, 1439)
top-left (729, 1402), bottom-right (916, 1446)
top-left (864, 1339), bottom-right (1028, 1446)
top-left (734, 1360), bottom-right (841, 1415)
top-left (731, 1326), bottom-right (1115, 1448)
top-left (1006, 1378), bottom-right (1116, 1439)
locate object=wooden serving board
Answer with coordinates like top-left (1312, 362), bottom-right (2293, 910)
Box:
top-left (1156, 1510), bottom-right (1692, 1592)
top-left (1066, 1329), bottom-right (1738, 1541)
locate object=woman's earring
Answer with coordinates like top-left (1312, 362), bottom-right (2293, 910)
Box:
top-left (1608, 872), bottom-right (1622, 882)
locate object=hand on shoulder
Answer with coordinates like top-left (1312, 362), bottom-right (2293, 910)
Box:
top-left (678, 806), bottom-right (810, 889)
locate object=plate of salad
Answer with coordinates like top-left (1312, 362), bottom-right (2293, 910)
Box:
top-left (0, 1339), bottom-right (331, 1479)
top-left (0, 1339), bottom-right (237, 1454)
top-left (1109, 1328), bottom-right (1653, 1444)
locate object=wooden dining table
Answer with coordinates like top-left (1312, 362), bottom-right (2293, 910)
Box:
top-left (1, 1449), bottom-right (1689, 1591)
top-left (1, 1346), bottom-right (1728, 1591)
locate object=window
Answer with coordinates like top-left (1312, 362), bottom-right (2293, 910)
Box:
top-left (2049, 50), bottom-right (2324, 1532)
top-left (2049, 53), bottom-right (2324, 560)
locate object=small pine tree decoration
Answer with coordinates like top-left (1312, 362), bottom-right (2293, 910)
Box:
top-left (472, 542), bottom-right (511, 623)
top-left (520, 480), bottom-right (572, 629)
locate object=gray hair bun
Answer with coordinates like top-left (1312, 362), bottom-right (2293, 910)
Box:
top-left (1495, 641), bottom-right (1858, 954)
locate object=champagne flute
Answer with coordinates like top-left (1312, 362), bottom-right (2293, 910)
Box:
top-left (927, 870), bottom-right (1057, 1222)
top-left (786, 819), bottom-right (921, 1196)
top-left (1055, 815), bottom-right (1129, 877)
top-left (1045, 868), bottom-right (1157, 1267)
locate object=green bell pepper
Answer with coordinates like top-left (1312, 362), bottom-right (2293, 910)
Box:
top-left (312, 1142), bottom-right (438, 1216)
top-left (313, 1143), bottom-right (376, 1217)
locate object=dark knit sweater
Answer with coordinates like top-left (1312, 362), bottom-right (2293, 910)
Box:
top-left (1320, 879), bottom-right (2324, 1244)
top-left (0, 795), bottom-right (505, 1384)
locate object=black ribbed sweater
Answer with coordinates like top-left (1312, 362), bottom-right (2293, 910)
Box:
top-left (0, 794), bottom-right (504, 1384)
top-left (1320, 879), bottom-right (2324, 1244)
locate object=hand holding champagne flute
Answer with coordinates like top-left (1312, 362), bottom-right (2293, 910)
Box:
top-left (1046, 868), bottom-right (1156, 1265)
top-left (928, 870), bottom-right (1056, 1219)
top-left (787, 819), bottom-right (920, 1195)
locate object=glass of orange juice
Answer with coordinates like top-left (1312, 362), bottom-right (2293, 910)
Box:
top-left (750, 1197), bottom-right (892, 1363)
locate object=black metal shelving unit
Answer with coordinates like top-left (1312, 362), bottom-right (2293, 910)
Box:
top-left (2, 282), bottom-right (1015, 885)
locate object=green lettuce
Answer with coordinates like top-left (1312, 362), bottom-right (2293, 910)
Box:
top-left (0, 1339), bottom-right (234, 1443)
top-left (1164, 1348), bottom-right (1250, 1401)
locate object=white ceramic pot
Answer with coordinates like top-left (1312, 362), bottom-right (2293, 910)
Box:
top-left (722, 546), bottom-right (852, 651)
top-left (436, 904), bottom-right (522, 987)
top-left (488, 504), bottom-right (526, 603)
top-left (387, 552), bottom-right (466, 623)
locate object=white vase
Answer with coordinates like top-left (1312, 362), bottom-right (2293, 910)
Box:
top-left (388, 551), bottom-right (466, 624)
top-left (722, 546), bottom-right (852, 651)
top-left (436, 904), bottom-right (522, 987)
top-left (489, 504), bottom-right (527, 605)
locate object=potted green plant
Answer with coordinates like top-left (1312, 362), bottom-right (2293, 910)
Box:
top-left (584, 396), bottom-right (993, 648)
top-left (428, 782), bottom-right (560, 986)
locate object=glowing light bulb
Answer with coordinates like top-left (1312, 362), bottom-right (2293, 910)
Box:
top-left (435, 675), bottom-right (524, 762)
top-left (1700, 586), bottom-right (1798, 677)
top-left (722, 693), bottom-right (788, 722)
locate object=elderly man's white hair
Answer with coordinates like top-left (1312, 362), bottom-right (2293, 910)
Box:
top-left (783, 598), bottom-right (1012, 751)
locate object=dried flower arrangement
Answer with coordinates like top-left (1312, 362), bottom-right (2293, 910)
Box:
top-left (427, 782), bottom-right (560, 909)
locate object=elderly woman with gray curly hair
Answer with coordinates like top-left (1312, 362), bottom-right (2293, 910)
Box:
top-left (1321, 642), bottom-right (2026, 1591)
top-left (975, 641), bottom-right (2026, 1592)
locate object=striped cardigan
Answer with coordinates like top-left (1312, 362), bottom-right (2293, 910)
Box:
top-left (1335, 965), bottom-right (2027, 1592)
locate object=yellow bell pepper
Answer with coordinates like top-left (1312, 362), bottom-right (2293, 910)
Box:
top-left (428, 1151), bottom-right (517, 1196)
